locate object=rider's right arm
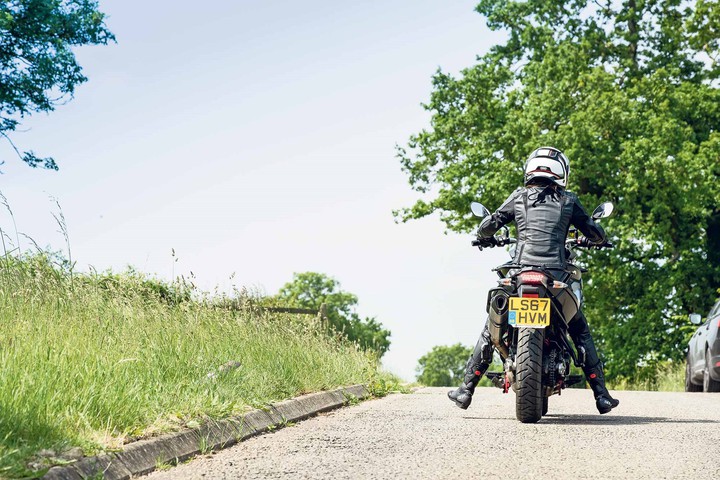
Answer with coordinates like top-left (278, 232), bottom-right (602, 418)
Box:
top-left (478, 188), bottom-right (521, 238)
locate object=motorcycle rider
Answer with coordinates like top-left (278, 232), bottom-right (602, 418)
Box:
top-left (448, 146), bottom-right (620, 414)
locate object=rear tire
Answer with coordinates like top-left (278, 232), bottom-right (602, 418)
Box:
top-left (542, 396), bottom-right (549, 416)
top-left (686, 354), bottom-right (702, 392)
top-left (703, 349), bottom-right (720, 392)
top-left (516, 327), bottom-right (544, 423)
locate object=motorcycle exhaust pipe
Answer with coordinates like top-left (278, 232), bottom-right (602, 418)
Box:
top-left (488, 292), bottom-right (510, 359)
top-left (492, 294), bottom-right (508, 313)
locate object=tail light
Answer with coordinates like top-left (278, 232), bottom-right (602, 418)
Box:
top-left (519, 271), bottom-right (547, 285)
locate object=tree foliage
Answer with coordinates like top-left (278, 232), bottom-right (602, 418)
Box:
top-left (275, 272), bottom-right (391, 357)
top-left (415, 343), bottom-right (472, 387)
top-left (0, 0), bottom-right (114, 169)
top-left (398, 1), bottom-right (720, 380)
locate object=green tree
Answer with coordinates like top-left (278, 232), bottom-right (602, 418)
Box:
top-left (276, 272), bottom-right (391, 357)
top-left (397, 1), bottom-right (720, 380)
top-left (1, 0), bottom-right (114, 169)
top-left (415, 343), bottom-right (472, 387)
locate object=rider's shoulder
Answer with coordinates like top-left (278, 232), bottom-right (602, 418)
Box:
top-left (499, 186), bottom-right (525, 208)
top-left (563, 189), bottom-right (580, 202)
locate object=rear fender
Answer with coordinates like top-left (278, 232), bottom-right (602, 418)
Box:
top-left (518, 284), bottom-right (544, 298)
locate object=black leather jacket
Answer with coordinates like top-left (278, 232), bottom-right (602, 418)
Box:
top-left (479, 185), bottom-right (606, 268)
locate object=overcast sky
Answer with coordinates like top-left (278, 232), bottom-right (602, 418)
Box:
top-left (0, 0), bottom-right (511, 380)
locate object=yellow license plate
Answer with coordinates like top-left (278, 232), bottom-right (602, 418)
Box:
top-left (508, 297), bottom-right (550, 328)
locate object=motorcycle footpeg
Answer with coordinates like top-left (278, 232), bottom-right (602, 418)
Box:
top-left (485, 372), bottom-right (505, 389)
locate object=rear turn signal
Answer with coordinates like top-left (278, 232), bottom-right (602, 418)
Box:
top-left (497, 278), bottom-right (512, 286)
top-left (552, 280), bottom-right (568, 289)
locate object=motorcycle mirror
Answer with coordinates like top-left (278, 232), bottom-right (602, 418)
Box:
top-left (592, 202), bottom-right (615, 220)
top-left (689, 313), bottom-right (702, 325)
top-left (471, 202), bottom-right (490, 218)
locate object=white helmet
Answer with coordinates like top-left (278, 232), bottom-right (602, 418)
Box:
top-left (524, 146), bottom-right (569, 187)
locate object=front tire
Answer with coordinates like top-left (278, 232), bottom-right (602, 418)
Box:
top-left (703, 349), bottom-right (720, 392)
top-left (516, 327), bottom-right (544, 423)
top-left (686, 354), bottom-right (702, 392)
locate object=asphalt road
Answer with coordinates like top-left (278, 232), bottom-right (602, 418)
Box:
top-left (146, 387), bottom-right (720, 479)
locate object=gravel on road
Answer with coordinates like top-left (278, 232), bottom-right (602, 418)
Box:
top-left (145, 387), bottom-right (720, 479)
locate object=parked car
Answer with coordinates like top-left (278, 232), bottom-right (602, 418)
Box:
top-left (686, 299), bottom-right (720, 392)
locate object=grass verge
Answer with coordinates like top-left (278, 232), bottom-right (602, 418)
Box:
top-left (0, 254), bottom-right (387, 478)
top-left (607, 361), bottom-right (685, 392)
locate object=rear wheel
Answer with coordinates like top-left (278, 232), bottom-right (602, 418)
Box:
top-left (515, 327), bottom-right (544, 423)
top-left (686, 354), bottom-right (702, 392)
top-left (703, 349), bottom-right (720, 392)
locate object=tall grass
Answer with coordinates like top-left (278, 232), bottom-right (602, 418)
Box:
top-left (0, 254), bottom-right (379, 478)
top-left (606, 361), bottom-right (685, 392)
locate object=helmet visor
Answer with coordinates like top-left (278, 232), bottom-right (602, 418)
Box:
top-left (525, 157), bottom-right (567, 181)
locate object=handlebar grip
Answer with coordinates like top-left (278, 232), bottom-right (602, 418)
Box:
top-left (472, 237), bottom-right (499, 249)
top-left (588, 240), bottom-right (614, 249)
top-left (570, 237), bottom-right (614, 249)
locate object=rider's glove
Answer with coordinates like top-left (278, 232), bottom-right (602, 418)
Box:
top-left (576, 236), bottom-right (594, 248)
top-left (575, 237), bottom-right (607, 249)
top-left (476, 236), bottom-right (497, 248)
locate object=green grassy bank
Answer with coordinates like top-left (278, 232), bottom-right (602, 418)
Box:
top-left (606, 361), bottom-right (685, 392)
top-left (0, 254), bottom-right (392, 478)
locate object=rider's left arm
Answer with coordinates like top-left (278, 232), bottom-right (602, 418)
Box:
top-left (478, 190), bottom-right (518, 238)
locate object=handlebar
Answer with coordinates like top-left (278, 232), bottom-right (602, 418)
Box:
top-left (472, 236), bottom-right (614, 251)
top-left (471, 236), bottom-right (517, 249)
top-left (566, 238), bottom-right (614, 249)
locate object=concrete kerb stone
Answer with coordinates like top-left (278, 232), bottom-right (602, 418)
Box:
top-left (43, 385), bottom-right (370, 480)
top-left (241, 409), bottom-right (276, 436)
top-left (198, 416), bottom-right (246, 452)
top-left (42, 465), bottom-right (83, 480)
top-left (65, 453), bottom-right (131, 480)
top-left (112, 432), bottom-right (198, 476)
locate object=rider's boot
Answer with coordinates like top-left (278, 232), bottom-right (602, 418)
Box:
top-left (586, 363), bottom-right (620, 414)
top-left (448, 321), bottom-right (493, 410)
top-left (448, 360), bottom-right (489, 409)
top-left (569, 311), bottom-right (619, 414)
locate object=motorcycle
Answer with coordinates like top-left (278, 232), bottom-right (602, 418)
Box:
top-left (470, 200), bottom-right (614, 423)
